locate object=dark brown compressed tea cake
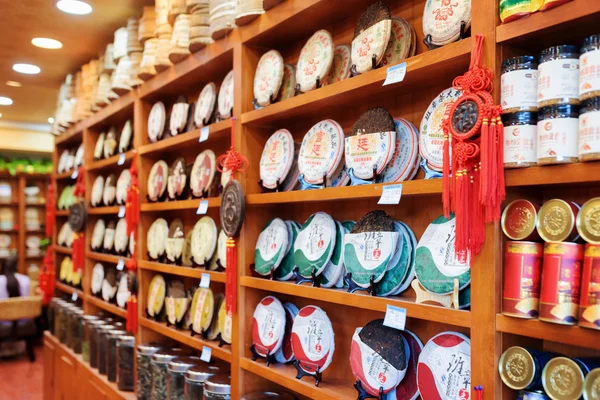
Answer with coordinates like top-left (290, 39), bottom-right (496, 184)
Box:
top-left (167, 279), bottom-right (186, 298)
top-left (351, 210), bottom-right (395, 233)
top-left (358, 318), bottom-right (408, 371)
top-left (350, 107), bottom-right (395, 136)
top-left (354, 0), bottom-right (391, 39)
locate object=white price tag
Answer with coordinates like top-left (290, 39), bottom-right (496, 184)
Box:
top-left (70, 169), bottom-right (78, 179)
top-left (196, 200), bottom-right (208, 215)
top-left (71, 292), bottom-right (78, 301)
top-left (383, 62), bottom-right (407, 86)
top-left (383, 305), bottom-right (406, 331)
top-left (117, 153), bottom-right (126, 165)
top-left (199, 273), bottom-right (211, 288)
top-left (200, 346), bottom-right (212, 362)
top-left (116, 259), bottom-right (125, 271)
top-left (199, 126), bottom-right (210, 142)
top-left (118, 205), bottom-right (126, 218)
top-left (378, 184), bottom-right (403, 205)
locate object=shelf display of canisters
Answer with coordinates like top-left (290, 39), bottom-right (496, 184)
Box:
top-left (45, 0), bottom-right (600, 399)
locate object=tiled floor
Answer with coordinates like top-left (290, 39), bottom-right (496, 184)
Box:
top-left (0, 346), bottom-right (43, 400)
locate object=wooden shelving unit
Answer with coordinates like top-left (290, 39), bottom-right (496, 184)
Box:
top-left (47, 0), bottom-right (600, 398)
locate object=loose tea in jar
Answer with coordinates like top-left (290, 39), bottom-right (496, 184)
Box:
top-left (184, 364), bottom-right (223, 400)
top-left (71, 310), bottom-right (84, 353)
top-left (204, 374), bottom-right (231, 400)
top-left (151, 348), bottom-right (192, 400)
top-left (580, 34), bottom-right (600, 101)
top-left (537, 104), bottom-right (579, 165)
top-left (97, 324), bottom-right (118, 374)
top-left (116, 334), bottom-right (135, 391)
top-left (106, 330), bottom-right (128, 382)
top-left (579, 97), bottom-right (600, 161)
top-left (82, 318), bottom-right (102, 362)
top-left (501, 55), bottom-right (538, 113)
top-left (137, 342), bottom-right (162, 400)
top-left (538, 45), bottom-right (580, 108)
top-left (166, 356), bottom-right (201, 400)
top-left (503, 112), bottom-right (538, 168)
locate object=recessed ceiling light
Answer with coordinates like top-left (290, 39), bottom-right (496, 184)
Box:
top-left (56, 0), bottom-right (92, 15)
top-left (13, 64), bottom-right (41, 75)
top-left (32, 38), bottom-right (63, 49)
top-left (48, 117), bottom-right (55, 124)
top-left (6, 81), bottom-right (21, 87)
top-left (0, 97), bottom-right (13, 106)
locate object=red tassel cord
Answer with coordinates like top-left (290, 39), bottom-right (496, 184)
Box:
top-left (39, 246), bottom-right (55, 305)
top-left (126, 155), bottom-right (140, 236)
top-left (441, 34), bottom-right (504, 257)
top-left (46, 179), bottom-right (56, 238)
top-left (217, 118), bottom-right (248, 318)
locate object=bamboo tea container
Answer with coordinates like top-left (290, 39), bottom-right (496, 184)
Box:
top-left (127, 18), bottom-right (143, 54)
top-left (139, 38), bottom-right (159, 81)
top-left (113, 27), bottom-right (128, 62)
top-left (209, 0), bottom-right (236, 40)
top-left (235, 0), bottom-right (264, 26)
top-left (138, 6), bottom-right (157, 43)
top-left (169, 14), bottom-right (191, 63)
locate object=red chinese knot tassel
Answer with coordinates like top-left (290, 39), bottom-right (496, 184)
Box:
top-left (46, 179), bottom-right (56, 238)
top-left (442, 34), bottom-right (505, 257)
top-left (126, 155), bottom-right (140, 236)
top-left (225, 238), bottom-right (237, 314)
top-left (39, 246), bottom-right (55, 305)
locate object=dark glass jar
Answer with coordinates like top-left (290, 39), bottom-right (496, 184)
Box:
top-left (151, 349), bottom-right (192, 400)
top-left (96, 324), bottom-right (117, 373)
top-left (184, 364), bottom-right (223, 400)
top-left (537, 104), bottom-right (580, 165)
top-left (106, 329), bottom-right (127, 382)
top-left (63, 305), bottom-right (78, 347)
top-left (538, 45), bottom-right (580, 107)
top-left (502, 112), bottom-right (538, 168)
top-left (81, 316), bottom-right (100, 362)
top-left (204, 374), bottom-right (231, 400)
top-left (54, 301), bottom-right (67, 341)
top-left (117, 335), bottom-right (135, 392)
top-left (580, 35), bottom-right (600, 101)
top-left (137, 343), bottom-right (162, 400)
top-left (48, 298), bottom-right (58, 335)
top-left (579, 97), bottom-right (600, 161)
top-left (166, 356), bottom-right (201, 400)
top-left (87, 320), bottom-right (107, 365)
top-left (501, 55), bottom-right (539, 113)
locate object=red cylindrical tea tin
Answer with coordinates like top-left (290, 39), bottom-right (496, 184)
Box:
top-left (579, 244), bottom-right (600, 330)
top-left (502, 199), bottom-right (540, 241)
top-left (537, 199), bottom-right (580, 243)
top-left (503, 241), bottom-right (544, 318)
top-left (539, 242), bottom-right (584, 325)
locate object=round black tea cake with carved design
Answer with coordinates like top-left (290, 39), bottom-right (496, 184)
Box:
top-left (350, 107), bottom-right (395, 136)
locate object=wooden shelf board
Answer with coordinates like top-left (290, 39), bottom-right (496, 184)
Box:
top-left (246, 179), bottom-right (442, 205)
top-left (55, 246), bottom-right (73, 255)
top-left (53, 171), bottom-right (77, 181)
top-left (140, 197), bottom-right (221, 212)
top-left (88, 206), bottom-right (121, 215)
top-left (56, 210), bottom-right (69, 217)
top-left (0, 201), bottom-right (19, 206)
top-left (86, 251), bottom-right (130, 265)
top-left (505, 162), bottom-right (600, 188)
top-left (139, 119), bottom-right (231, 156)
top-left (239, 358), bottom-right (356, 400)
top-left (55, 281), bottom-right (83, 298)
top-left (88, 151), bottom-right (135, 172)
top-left (86, 294), bottom-right (128, 318)
top-left (139, 318), bottom-right (232, 363)
top-left (496, 314), bottom-right (600, 350)
top-left (54, 128), bottom-right (83, 146)
top-left (25, 254), bottom-right (43, 259)
top-left (241, 39), bottom-right (471, 126)
top-left (24, 202), bottom-right (47, 207)
top-left (25, 229), bottom-right (46, 234)
top-left (241, 277), bottom-right (471, 328)
top-left (138, 260), bottom-right (226, 282)
top-left (496, 0), bottom-right (600, 44)
top-left (87, 92), bottom-right (135, 130)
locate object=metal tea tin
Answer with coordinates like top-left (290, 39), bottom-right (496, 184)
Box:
top-left (579, 244), bottom-right (600, 330)
top-left (503, 241), bottom-right (543, 318)
top-left (537, 199), bottom-right (580, 242)
top-left (499, 346), bottom-right (555, 390)
top-left (542, 357), bottom-right (597, 400)
top-left (584, 367), bottom-right (600, 400)
top-left (577, 198), bottom-right (600, 244)
top-left (540, 242), bottom-right (584, 325)
top-left (502, 199), bottom-right (540, 241)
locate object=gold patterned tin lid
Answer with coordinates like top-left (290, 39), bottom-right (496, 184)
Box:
top-left (422, 0), bottom-right (471, 47)
top-left (253, 49), bottom-right (284, 107)
top-left (542, 357), bottom-right (585, 400)
top-left (577, 198), bottom-right (600, 244)
top-left (502, 199), bottom-right (539, 240)
top-left (583, 367), bottom-right (600, 400)
top-left (296, 29), bottom-right (334, 92)
top-left (537, 199), bottom-right (578, 243)
top-left (498, 346), bottom-right (535, 390)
